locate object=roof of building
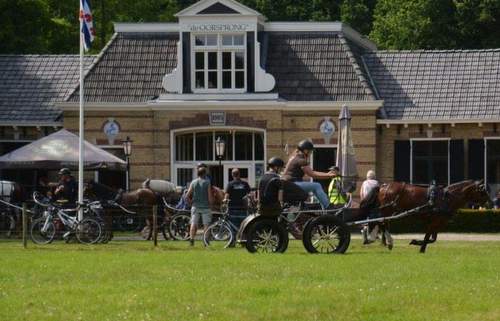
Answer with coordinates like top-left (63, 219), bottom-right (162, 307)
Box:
top-left (68, 33), bottom-right (179, 103)
top-left (69, 30), bottom-right (376, 103)
top-left (0, 55), bottom-right (95, 124)
top-left (363, 50), bottom-right (500, 121)
top-left (265, 32), bottom-right (375, 101)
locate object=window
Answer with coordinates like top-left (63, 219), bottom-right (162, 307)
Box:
top-left (177, 168), bottom-right (194, 188)
top-left (235, 132), bottom-right (253, 160)
top-left (173, 129), bottom-right (265, 187)
top-left (175, 133), bottom-right (193, 161)
top-left (195, 132), bottom-right (213, 161)
top-left (192, 33), bottom-right (246, 92)
top-left (412, 140), bottom-right (449, 185)
top-left (175, 130), bottom-right (263, 162)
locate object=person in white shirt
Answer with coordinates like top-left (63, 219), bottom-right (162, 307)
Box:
top-left (360, 170), bottom-right (379, 201)
top-left (360, 170), bottom-right (380, 244)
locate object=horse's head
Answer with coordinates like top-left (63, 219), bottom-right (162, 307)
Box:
top-left (462, 180), bottom-right (491, 208)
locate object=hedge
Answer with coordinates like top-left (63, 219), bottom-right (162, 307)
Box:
top-left (386, 210), bottom-right (500, 233)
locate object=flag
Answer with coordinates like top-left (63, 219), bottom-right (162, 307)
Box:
top-left (80, 0), bottom-right (95, 51)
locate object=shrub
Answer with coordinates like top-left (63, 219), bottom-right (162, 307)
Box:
top-left (387, 209), bottom-right (500, 233)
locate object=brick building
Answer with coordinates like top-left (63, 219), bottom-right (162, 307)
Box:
top-left (4, 0), bottom-right (500, 194)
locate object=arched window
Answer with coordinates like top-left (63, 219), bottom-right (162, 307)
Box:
top-left (173, 128), bottom-right (265, 188)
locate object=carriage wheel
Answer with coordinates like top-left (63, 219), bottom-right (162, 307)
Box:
top-left (302, 215), bottom-right (350, 254)
top-left (75, 218), bottom-right (102, 244)
top-left (30, 217), bottom-right (56, 244)
top-left (168, 214), bottom-right (191, 241)
top-left (0, 213), bottom-right (16, 238)
top-left (245, 219), bottom-right (289, 253)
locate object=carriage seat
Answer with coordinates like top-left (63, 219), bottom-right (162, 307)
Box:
top-left (281, 180), bottom-right (308, 205)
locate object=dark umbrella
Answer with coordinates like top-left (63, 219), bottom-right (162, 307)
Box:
top-left (336, 104), bottom-right (358, 192)
top-left (0, 129), bottom-right (126, 170)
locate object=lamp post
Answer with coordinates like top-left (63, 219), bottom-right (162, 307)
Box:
top-left (215, 137), bottom-right (226, 184)
top-left (122, 136), bottom-right (132, 192)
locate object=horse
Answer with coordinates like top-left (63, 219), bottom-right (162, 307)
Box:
top-left (85, 179), bottom-right (226, 240)
top-left (142, 178), bottom-right (225, 209)
top-left (378, 180), bottom-right (490, 253)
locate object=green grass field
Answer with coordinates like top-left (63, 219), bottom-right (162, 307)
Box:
top-left (1, 239), bottom-right (499, 321)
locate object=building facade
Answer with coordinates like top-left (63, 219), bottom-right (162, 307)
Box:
top-left (54, 0), bottom-right (500, 194)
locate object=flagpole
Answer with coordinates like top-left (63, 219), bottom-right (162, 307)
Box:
top-left (78, 1), bottom-right (85, 221)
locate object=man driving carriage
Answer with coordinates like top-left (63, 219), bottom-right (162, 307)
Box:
top-left (283, 140), bottom-right (337, 210)
top-left (257, 157), bottom-right (285, 216)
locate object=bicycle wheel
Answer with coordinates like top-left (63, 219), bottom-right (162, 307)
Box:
top-left (99, 220), bottom-right (113, 244)
top-left (30, 217), bottom-right (56, 244)
top-left (75, 218), bottom-right (102, 244)
top-left (203, 222), bottom-right (234, 249)
top-left (168, 214), bottom-right (191, 241)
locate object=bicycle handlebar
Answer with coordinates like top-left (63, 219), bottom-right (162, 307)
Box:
top-left (32, 191), bottom-right (50, 207)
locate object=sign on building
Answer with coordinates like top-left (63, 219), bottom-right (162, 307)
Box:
top-left (210, 112), bottom-right (226, 126)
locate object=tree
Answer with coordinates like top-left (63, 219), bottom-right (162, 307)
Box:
top-left (0, 0), bottom-right (54, 54)
top-left (340, 0), bottom-right (377, 35)
top-left (370, 0), bottom-right (457, 49)
top-left (454, 0), bottom-right (500, 49)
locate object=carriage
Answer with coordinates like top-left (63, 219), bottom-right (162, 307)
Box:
top-left (237, 179), bottom-right (490, 254)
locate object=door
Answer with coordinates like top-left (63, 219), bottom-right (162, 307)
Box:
top-left (223, 164), bottom-right (254, 189)
top-left (312, 147), bottom-right (337, 192)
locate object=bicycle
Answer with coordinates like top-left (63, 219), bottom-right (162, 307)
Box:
top-left (202, 207), bottom-right (237, 249)
top-left (203, 194), bottom-right (257, 248)
top-left (30, 192), bottom-right (102, 245)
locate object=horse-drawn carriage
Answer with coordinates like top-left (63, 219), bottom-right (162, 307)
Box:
top-left (236, 179), bottom-right (490, 254)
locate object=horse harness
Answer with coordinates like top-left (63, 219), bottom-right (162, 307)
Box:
top-left (381, 182), bottom-right (451, 217)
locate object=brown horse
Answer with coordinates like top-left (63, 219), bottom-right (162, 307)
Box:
top-left (378, 180), bottom-right (490, 253)
top-left (85, 180), bottom-right (227, 240)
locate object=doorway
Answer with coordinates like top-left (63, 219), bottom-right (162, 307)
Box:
top-left (312, 147), bottom-right (337, 192)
